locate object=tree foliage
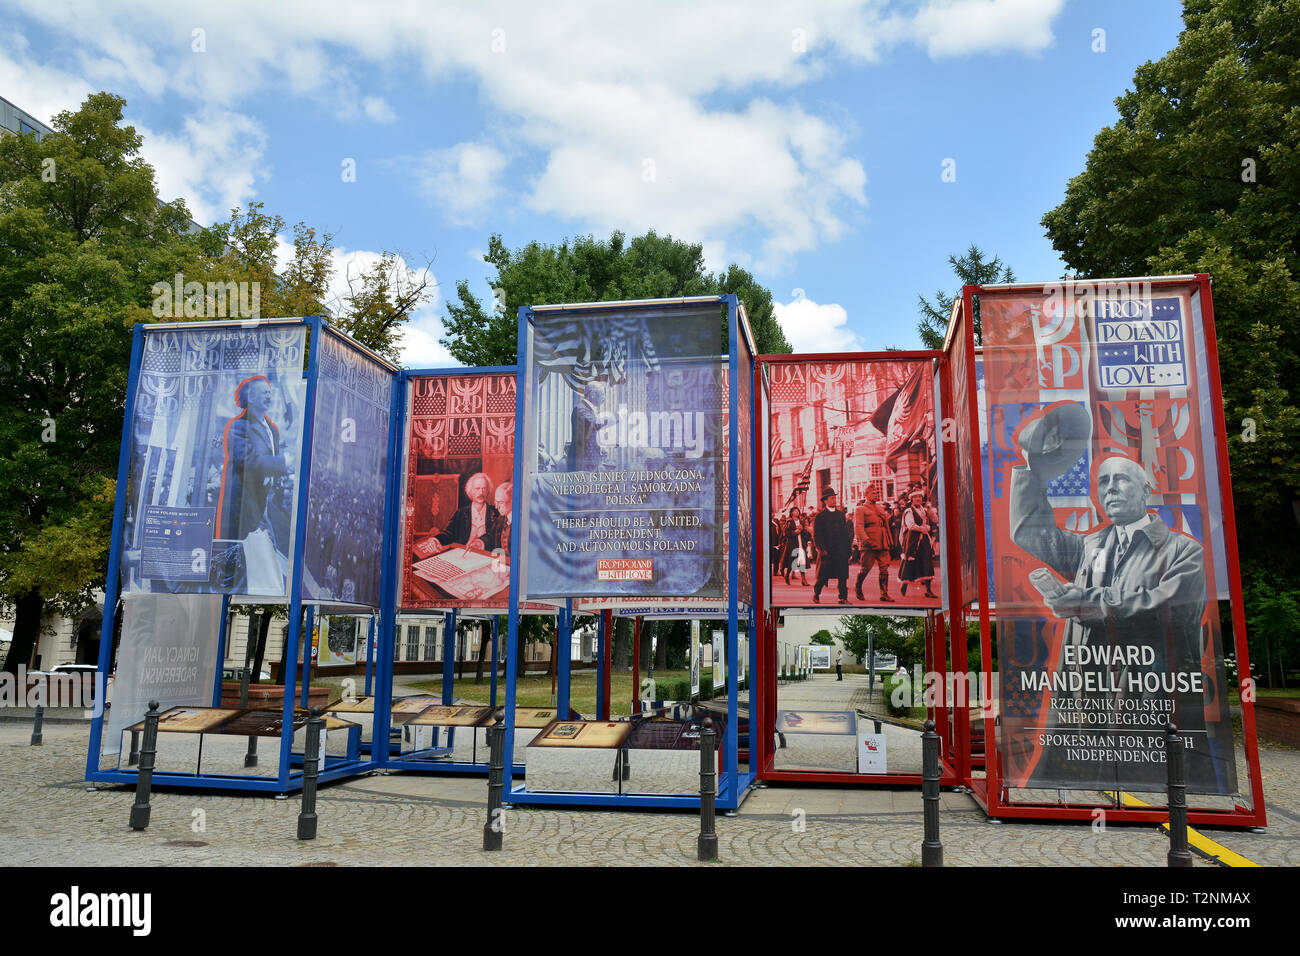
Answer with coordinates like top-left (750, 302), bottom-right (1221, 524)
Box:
top-left (0, 92), bottom-right (431, 672)
top-left (916, 244), bottom-right (1015, 349)
top-left (0, 92), bottom-right (203, 670)
top-left (442, 230), bottom-right (791, 366)
top-left (1040, 0), bottom-right (1300, 622)
top-left (834, 615), bottom-right (924, 668)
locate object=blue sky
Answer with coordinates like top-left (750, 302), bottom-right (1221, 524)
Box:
top-left (2, 0), bottom-right (1187, 364)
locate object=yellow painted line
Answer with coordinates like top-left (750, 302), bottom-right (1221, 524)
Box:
top-left (1114, 791), bottom-right (1260, 867)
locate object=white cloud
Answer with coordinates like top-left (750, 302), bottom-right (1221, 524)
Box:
top-left (398, 311), bottom-right (460, 369)
top-left (0, 43), bottom-right (92, 126)
top-left (912, 0), bottom-right (1065, 57)
top-left (5, 1), bottom-right (1066, 265)
top-left (140, 109), bottom-right (268, 224)
top-left (416, 142), bottom-right (507, 226)
top-left (774, 295), bottom-right (862, 352)
top-left (361, 96), bottom-right (396, 124)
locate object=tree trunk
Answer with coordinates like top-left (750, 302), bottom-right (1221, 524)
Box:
top-left (3, 590), bottom-right (45, 674)
top-left (474, 621), bottom-right (489, 683)
top-left (612, 617), bottom-right (630, 670)
top-left (639, 621), bottom-right (653, 670)
top-left (654, 622), bottom-right (670, 670)
top-left (251, 610), bottom-right (271, 680)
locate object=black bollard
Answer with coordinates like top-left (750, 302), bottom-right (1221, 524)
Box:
top-left (921, 719), bottom-right (943, 867)
top-left (1166, 722), bottom-right (1194, 867)
top-left (30, 703), bottom-right (44, 746)
top-left (297, 707), bottom-right (323, 841)
top-left (128, 729), bottom-right (140, 766)
top-left (129, 700), bottom-right (161, 831)
top-left (244, 734), bottom-right (259, 768)
top-left (698, 717), bottom-right (719, 862)
top-left (483, 709), bottom-right (505, 851)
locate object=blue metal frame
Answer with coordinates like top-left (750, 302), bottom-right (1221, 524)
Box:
top-left (87, 317), bottom-right (397, 793)
top-left (276, 315), bottom-right (325, 786)
top-left (85, 324), bottom-right (145, 776)
top-left (376, 365), bottom-right (518, 776)
top-left (502, 296), bottom-right (756, 810)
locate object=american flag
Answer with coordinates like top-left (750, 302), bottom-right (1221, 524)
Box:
top-left (533, 313), bottom-right (660, 389)
top-left (781, 454), bottom-right (814, 512)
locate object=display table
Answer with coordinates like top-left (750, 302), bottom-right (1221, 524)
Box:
top-left (526, 720), bottom-right (631, 794)
top-left (123, 705), bottom-right (361, 777)
top-left (404, 705), bottom-right (495, 762)
top-left (511, 707), bottom-right (558, 762)
top-left (621, 717), bottom-right (724, 795)
top-left (774, 709), bottom-right (858, 773)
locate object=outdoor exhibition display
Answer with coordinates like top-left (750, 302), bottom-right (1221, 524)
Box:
top-left (385, 364), bottom-right (540, 774)
top-left (500, 295), bottom-right (759, 809)
top-left (957, 274), bottom-right (1265, 826)
top-left (83, 276), bottom-right (1265, 826)
top-left (752, 349), bottom-right (963, 788)
top-left (87, 318), bottom-right (401, 792)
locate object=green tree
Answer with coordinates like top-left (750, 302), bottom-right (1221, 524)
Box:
top-left (0, 93), bottom-right (433, 674)
top-left (0, 92), bottom-right (204, 672)
top-left (1040, 0), bottom-right (1300, 601)
top-left (442, 230), bottom-right (791, 365)
top-left (809, 629), bottom-right (835, 646)
top-left (915, 244), bottom-right (1015, 349)
top-left (835, 615), bottom-right (924, 669)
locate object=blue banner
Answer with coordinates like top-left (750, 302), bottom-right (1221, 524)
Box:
top-left (524, 305), bottom-right (727, 600)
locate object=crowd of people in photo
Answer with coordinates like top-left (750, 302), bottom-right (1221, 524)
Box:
top-left (304, 470), bottom-right (384, 604)
top-left (769, 480), bottom-right (940, 605)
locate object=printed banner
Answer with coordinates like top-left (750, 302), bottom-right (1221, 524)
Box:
top-left (122, 324), bottom-right (307, 598)
top-left (982, 282), bottom-right (1237, 794)
top-left (400, 372), bottom-right (516, 608)
top-left (524, 305), bottom-right (727, 600)
top-left (101, 593), bottom-right (222, 759)
top-left (767, 360), bottom-right (940, 609)
top-left (949, 309), bottom-right (981, 607)
top-left (303, 330), bottom-right (394, 608)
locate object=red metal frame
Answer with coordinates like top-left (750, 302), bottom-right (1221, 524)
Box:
top-left (938, 313), bottom-right (972, 786)
top-left (753, 350), bottom-right (962, 787)
top-left (966, 276), bottom-right (1266, 827)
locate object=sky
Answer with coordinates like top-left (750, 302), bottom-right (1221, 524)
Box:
top-left (1, 0), bottom-right (1188, 366)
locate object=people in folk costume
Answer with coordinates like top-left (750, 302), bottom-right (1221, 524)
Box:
top-left (898, 489), bottom-right (938, 599)
top-left (782, 517), bottom-right (813, 585)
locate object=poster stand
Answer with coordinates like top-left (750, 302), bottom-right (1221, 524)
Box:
top-left (86, 318), bottom-right (399, 794)
top-left (500, 295), bottom-right (758, 810)
top-left (955, 275), bottom-right (1265, 827)
top-left (752, 350), bottom-right (964, 788)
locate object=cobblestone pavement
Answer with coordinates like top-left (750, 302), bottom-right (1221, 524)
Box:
top-left (1, 716), bottom-right (1296, 867)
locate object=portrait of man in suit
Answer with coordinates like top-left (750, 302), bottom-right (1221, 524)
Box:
top-left (1009, 402), bottom-right (1211, 786)
top-left (216, 375), bottom-right (292, 543)
top-left (431, 471), bottom-right (501, 553)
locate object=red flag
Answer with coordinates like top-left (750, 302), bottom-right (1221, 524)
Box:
top-left (871, 364), bottom-right (929, 467)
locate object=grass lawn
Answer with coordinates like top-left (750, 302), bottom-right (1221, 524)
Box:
top-left (406, 668), bottom-right (719, 717)
top-left (1257, 687), bottom-right (1300, 698)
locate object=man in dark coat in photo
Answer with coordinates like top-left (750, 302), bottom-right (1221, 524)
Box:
top-left (813, 487), bottom-right (852, 605)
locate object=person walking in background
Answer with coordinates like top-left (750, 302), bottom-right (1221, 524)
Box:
top-left (835, 648), bottom-right (843, 681)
